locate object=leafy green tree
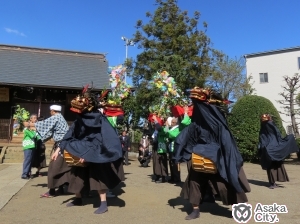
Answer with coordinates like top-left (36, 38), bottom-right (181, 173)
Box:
top-left (122, 83), bottom-right (162, 127)
top-left (206, 54), bottom-right (255, 104)
top-left (126, 0), bottom-right (217, 120)
top-left (227, 95), bottom-right (285, 162)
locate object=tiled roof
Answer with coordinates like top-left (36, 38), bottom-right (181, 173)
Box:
top-left (0, 44), bottom-right (109, 90)
top-left (244, 46), bottom-right (300, 58)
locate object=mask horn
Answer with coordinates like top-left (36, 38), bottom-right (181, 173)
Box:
top-left (82, 84), bottom-right (89, 94)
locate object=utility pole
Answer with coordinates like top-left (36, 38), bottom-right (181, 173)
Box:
top-left (121, 36), bottom-right (134, 84)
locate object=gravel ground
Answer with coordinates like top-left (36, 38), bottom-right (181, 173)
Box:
top-left (0, 160), bottom-right (299, 224)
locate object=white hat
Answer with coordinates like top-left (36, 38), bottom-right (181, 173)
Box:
top-left (50, 105), bottom-right (62, 112)
top-left (167, 117), bottom-right (173, 126)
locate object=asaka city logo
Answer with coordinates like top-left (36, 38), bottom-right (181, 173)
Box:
top-left (232, 202), bottom-right (288, 223)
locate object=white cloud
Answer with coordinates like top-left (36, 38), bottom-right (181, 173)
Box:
top-left (4, 27), bottom-right (26, 37)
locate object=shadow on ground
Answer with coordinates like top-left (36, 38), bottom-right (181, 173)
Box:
top-left (60, 181), bottom-right (127, 208)
top-left (168, 196), bottom-right (191, 214)
top-left (167, 196), bottom-right (232, 218)
top-left (200, 203), bottom-right (232, 218)
top-left (31, 183), bottom-right (48, 188)
top-left (248, 179), bottom-right (270, 187)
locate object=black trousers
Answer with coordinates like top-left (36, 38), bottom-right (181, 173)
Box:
top-left (123, 150), bottom-right (129, 165)
top-left (169, 153), bottom-right (181, 182)
top-left (138, 149), bottom-right (151, 167)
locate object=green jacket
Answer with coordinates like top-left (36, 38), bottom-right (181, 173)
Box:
top-left (166, 115), bottom-right (191, 152)
top-left (157, 126), bottom-right (169, 154)
top-left (22, 128), bottom-right (39, 150)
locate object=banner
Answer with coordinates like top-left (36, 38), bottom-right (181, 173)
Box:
top-left (0, 88), bottom-right (9, 102)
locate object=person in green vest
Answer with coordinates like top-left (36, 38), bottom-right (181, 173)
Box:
top-left (21, 114), bottom-right (38, 179)
top-left (99, 109), bottom-right (125, 198)
top-left (100, 108), bottom-right (123, 132)
top-left (152, 115), bottom-right (169, 183)
top-left (166, 106), bottom-right (191, 183)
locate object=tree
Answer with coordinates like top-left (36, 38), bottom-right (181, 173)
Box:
top-left (117, 93), bottom-right (136, 132)
top-left (122, 82), bottom-right (162, 126)
top-left (227, 95), bottom-right (285, 162)
top-left (277, 74), bottom-right (300, 138)
top-left (126, 0), bottom-right (217, 120)
top-left (206, 54), bottom-right (255, 110)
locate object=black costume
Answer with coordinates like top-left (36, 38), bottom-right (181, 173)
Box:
top-left (173, 87), bottom-right (250, 220)
top-left (31, 116), bottom-right (47, 175)
top-left (59, 85), bottom-right (123, 214)
top-left (258, 114), bottom-right (299, 188)
top-left (60, 114), bottom-right (122, 212)
top-left (31, 138), bottom-right (47, 174)
top-left (61, 112), bottom-right (123, 164)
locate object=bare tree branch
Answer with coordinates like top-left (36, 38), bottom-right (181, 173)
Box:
top-left (278, 74), bottom-right (300, 137)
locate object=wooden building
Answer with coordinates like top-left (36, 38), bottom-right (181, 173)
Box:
top-left (0, 44), bottom-right (109, 142)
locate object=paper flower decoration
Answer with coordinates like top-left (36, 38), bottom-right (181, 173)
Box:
top-left (13, 105), bottom-right (30, 132)
top-left (108, 65), bottom-right (126, 89)
top-left (148, 103), bottom-right (171, 122)
top-left (105, 64), bottom-right (131, 106)
top-left (148, 70), bottom-right (192, 117)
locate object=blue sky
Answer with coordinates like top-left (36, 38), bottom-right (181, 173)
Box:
top-left (1, 0), bottom-right (300, 85)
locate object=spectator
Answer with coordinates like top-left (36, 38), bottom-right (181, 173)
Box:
top-left (138, 135), bottom-right (151, 167)
top-left (31, 116), bottom-right (47, 177)
top-left (120, 131), bottom-right (131, 165)
top-left (21, 114), bottom-right (38, 179)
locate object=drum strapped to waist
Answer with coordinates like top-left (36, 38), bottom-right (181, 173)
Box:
top-left (63, 151), bottom-right (87, 167)
top-left (191, 153), bottom-right (217, 174)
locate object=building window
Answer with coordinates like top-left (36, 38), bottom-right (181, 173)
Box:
top-left (259, 73), bottom-right (268, 83)
top-left (298, 57), bottom-right (300, 69)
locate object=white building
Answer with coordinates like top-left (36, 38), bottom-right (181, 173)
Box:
top-left (244, 46), bottom-right (300, 134)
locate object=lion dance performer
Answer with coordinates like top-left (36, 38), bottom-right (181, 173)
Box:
top-left (52, 85), bottom-right (123, 214)
top-left (173, 87), bottom-right (251, 220)
top-left (258, 114), bottom-right (299, 189)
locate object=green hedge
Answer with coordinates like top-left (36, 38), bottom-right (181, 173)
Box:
top-left (227, 95), bottom-right (286, 162)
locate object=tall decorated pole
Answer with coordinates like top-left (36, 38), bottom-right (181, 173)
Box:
top-left (99, 64), bottom-right (131, 130)
top-left (148, 70), bottom-right (193, 123)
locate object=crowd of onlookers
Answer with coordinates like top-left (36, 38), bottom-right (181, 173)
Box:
top-left (119, 130), bottom-right (152, 167)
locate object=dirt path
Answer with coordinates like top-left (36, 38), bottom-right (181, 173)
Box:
top-left (0, 161), bottom-right (299, 224)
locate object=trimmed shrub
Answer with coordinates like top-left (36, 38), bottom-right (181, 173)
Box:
top-left (227, 95), bottom-right (286, 162)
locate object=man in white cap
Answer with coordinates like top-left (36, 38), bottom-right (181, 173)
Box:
top-left (165, 107), bottom-right (191, 183)
top-left (24, 104), bottom-right (70, 198)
